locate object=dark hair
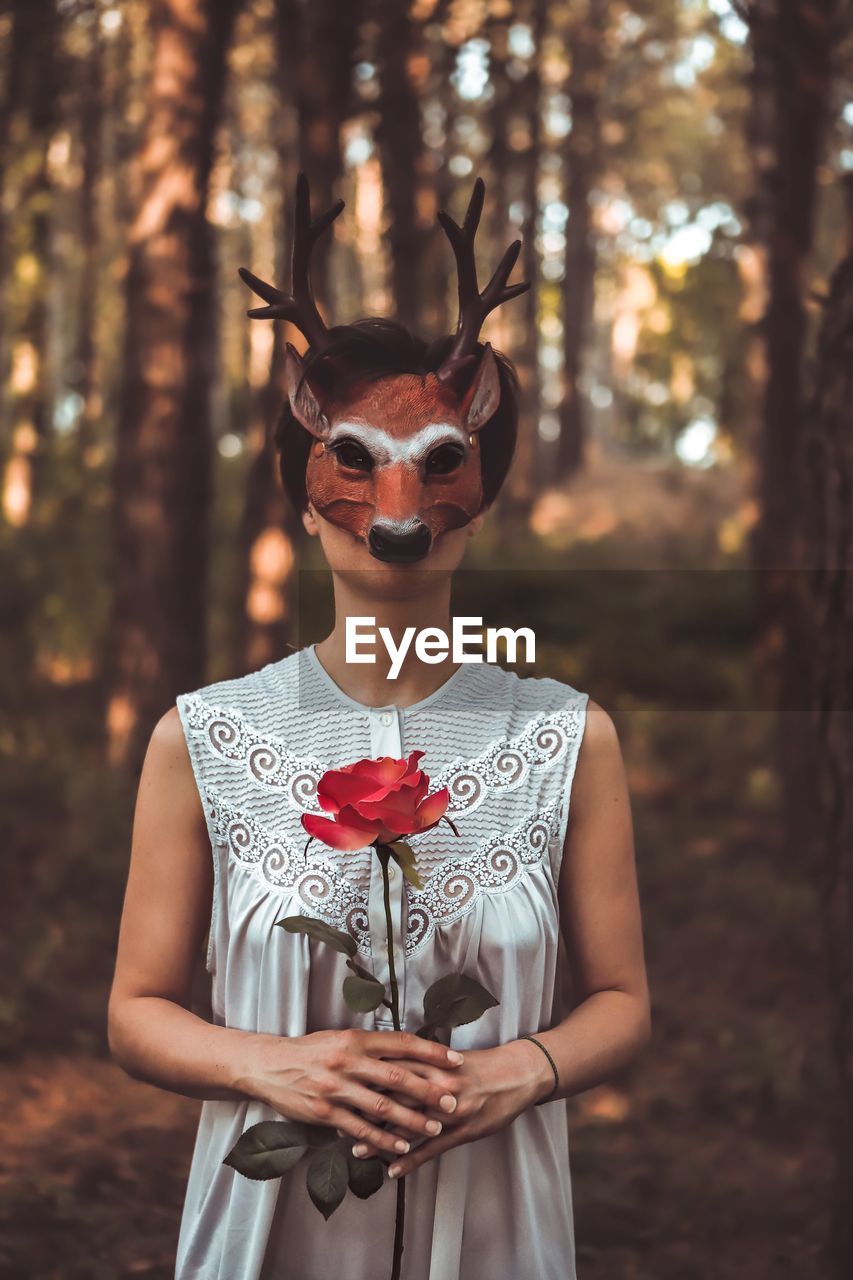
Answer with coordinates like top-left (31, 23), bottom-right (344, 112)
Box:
top-left (272, 316), bottom-right (520, 515)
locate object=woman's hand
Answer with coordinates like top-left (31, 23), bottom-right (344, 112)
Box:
top-left (347, 1038), bottom-right (552, 1176)
top-left (239, 1027), bottom-right (466, 1160)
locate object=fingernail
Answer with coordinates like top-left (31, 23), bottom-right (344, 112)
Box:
top-left (394, 1138), bottom-right (410, 1153)
top-left (440, 1094), bottom-right (457, 1113)
top-left (426, 1119), bottom-right (442, 1134)
top-left (447, 1050), bottom-right (464, 1064)
top-left (388, 1164), bottom-right (402, 1178)
top-left (352, 1143), bottom-right (369, 1157)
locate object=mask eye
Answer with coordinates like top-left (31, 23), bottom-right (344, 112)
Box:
top-left (425, 443), bottom-right (465, 476)
top-left (331, 438), bottom-right (373, 472)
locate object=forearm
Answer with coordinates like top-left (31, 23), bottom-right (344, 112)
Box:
top-left (108, 996), bottom-right (278, 1103)
top-left (512, 988), bottom-right (651, 1104)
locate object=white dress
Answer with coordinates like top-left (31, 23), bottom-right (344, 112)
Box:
top-left (174, 643), bottom-right (589, 1280)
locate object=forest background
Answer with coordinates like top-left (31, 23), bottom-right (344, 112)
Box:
top-left (2, 0), bottom-right (853, 1276)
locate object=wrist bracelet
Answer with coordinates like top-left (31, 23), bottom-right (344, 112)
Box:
top-left (519, 1033), bottom-right (560, 1106)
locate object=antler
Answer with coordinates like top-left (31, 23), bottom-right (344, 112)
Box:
top-left (238, 171), bottom-right (344, 350)
top-left (436, 177), bottom-right (530, 383)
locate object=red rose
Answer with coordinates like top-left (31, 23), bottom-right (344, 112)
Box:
top-left (301, 750), bottom-right (450, 852)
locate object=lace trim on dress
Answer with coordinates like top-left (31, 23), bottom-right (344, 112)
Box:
top-left (207, 791), bottom-right (376, 952)
top-left (419, 701), bottom-right (586, 821)
top-left (207, 788), bottom-right (563, 958)
top-left (404, 799), bottom-right (562, 952)
top-left (182, 691), bottom-right (584, 822)
top-left (180, 692), bottom-right (323, 810)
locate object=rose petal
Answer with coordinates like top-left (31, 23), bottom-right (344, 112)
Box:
top-left (336, 804), bottom-right (381, 834)
top-left (396, 770), bottom-right (428, 795)
top-left (413, 787), bottom-right (450, 830)
top-left (318, 771), bottom-right (386, 811)
top-left (408, 774), bottom-right (430, 805)
top-left (300, 812), bottom-right (377, 851)
top-left (347, 757), bottom-right (409, 788)
top-left (316, 789), bottom-right (341, 814)
top-left (355, 797), bottom-right (421, 834)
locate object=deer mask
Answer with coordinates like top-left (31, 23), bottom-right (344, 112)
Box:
top-left (239, 173), bottom-right (529, 564)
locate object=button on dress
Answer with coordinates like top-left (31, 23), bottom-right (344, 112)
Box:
top-left (174, 643), bottom-right (589, 1280)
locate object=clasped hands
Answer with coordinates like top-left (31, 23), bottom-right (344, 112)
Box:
top-left (250, 1028), bottom-right (552, 1181)
top-left (337, 1036), bottom-right (549, 1179)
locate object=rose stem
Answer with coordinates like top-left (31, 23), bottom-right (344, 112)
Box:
top-left (378, 844), bottom-right (405, 1280)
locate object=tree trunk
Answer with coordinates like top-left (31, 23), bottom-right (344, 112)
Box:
top-left (748, 0), bottom-right (838, 574)
top-left (421, 0), bottom-right (455, 337)
top-left (501, 0), bottom-right (547, 527)
top-left (99, 0), bottom-right (140, 433)
top-left (556, 0), bottom-right (606, 480)
top-left (229, 0), bottom-right (359, 677)
top-left (106, 0), bottom-right (241, 772)
top-left (742, 0), bottom-right (842, 951)
top-left (0, 0), bottom-right (61, 527)
top-left (485, 13), bottom-right (511, 267)
top-left (373, 0), bottom-right (432, 333)
top-left (747, 6), bottom-right (853, 1264)
top-left (483, 8), bottom-right (521, 544)
top-left (74, 5), bottom-right (104, 455)
top-left (800, 180), bottom-right (853, 1280)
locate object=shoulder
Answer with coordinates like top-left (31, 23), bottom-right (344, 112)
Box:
top-left (571, 697), bottom-right (627, 816)
top-left (138, 706), bottom-right (206, 824)
top-left (580, 697), bottom-right (620, 753)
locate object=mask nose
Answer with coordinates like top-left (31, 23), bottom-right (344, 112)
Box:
top-left (367, 519), bottom-right (432, 564)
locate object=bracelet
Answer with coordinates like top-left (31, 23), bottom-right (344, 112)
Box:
top-left (519, 1033), bottom-right (560, 1106)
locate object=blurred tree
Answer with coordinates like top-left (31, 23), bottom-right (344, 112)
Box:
top-left (0, 0), bottom-right (62, 527)
top-left (800, 173), bottom-right (853, 1280)
top-left (556, 0), bottom-right (606, 480)
top-left (741, 0), bottom-right (845, 573)
top-left (737, 0), bottom-right (849, 919)
top-left (373, 0), bottom-right (434, 332)
top-left (502, 0), bottom-right (546, 526)
top-left (106, 0), bottom-right (242, 772)
top-left (231, 0), bottom-right (362, 676)
top-left (72, 0), bottom-right (105, 455)
top-left (485, 6), bottom-right (511, 258)
top-left (484, 6), bottom-right (514, 543)
top-left (420, 0), bottom-right (455, 336)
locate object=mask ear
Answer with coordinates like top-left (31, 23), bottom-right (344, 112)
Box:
top-left (284, 343), bottom-right (329, 438)
top-left (459, 342), bottom-right (501, 433)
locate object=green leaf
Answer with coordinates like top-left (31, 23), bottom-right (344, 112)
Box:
top-left (414, 1023), bottom-right (441, 1041)
top-left (222, 1120), bottom-right (309, 1180)
top-left (343, 973), bottom-right (387, 1012)
top-left (303, 1123), bottom-right (340, 1147)
top-left (422, 972), bottom-right (500, 1030)
top-left (346, 1149), bottom-right (385, 1199)
top-left (345, 956), bottom-right (378, 981)
top-left (388, 839), bottom-right (423, 890)
top-left (306, 1147), bottom-right (350, 1219)
top-left (276, 915), bottom-right (357, 957)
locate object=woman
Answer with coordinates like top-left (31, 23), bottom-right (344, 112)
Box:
top-left (108, 177), bottom-right (651, 1280)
